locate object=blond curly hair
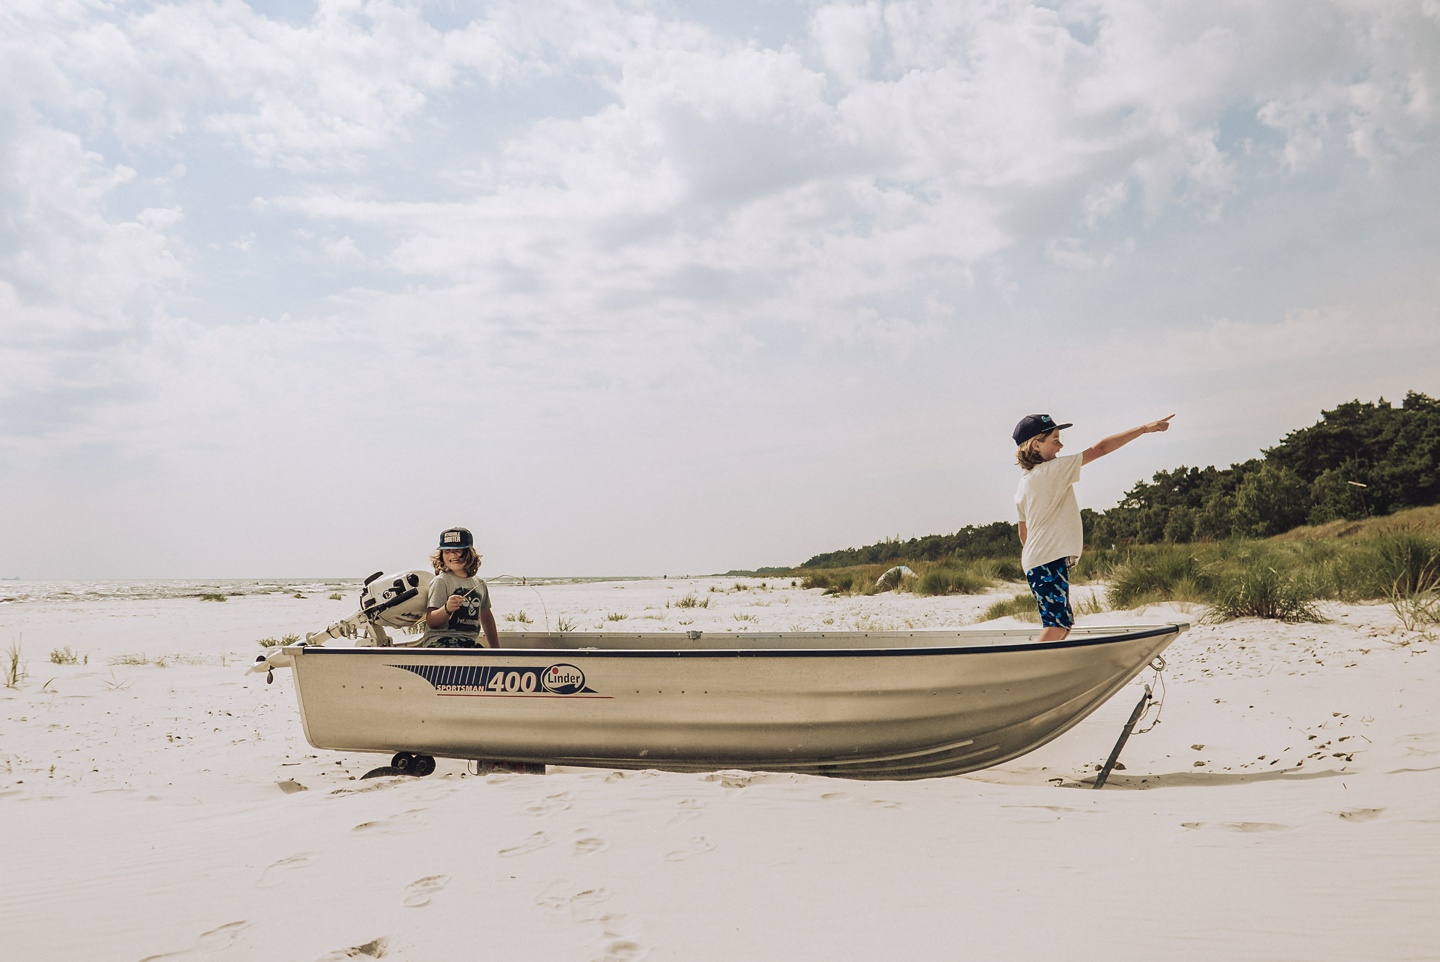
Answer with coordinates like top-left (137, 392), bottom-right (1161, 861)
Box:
top-left (430, 547), bottom-right (481, 578)
top-left (1015, 430), bottom-right (1054, 471)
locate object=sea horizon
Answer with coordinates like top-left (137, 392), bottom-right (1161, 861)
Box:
top-left (0, 573), bottom-right (718, 605)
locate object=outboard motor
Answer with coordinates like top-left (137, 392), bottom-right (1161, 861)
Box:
top-left (306, 569), bottom-right (434, 646)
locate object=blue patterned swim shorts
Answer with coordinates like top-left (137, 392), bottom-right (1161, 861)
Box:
top-left (1025, 558), bottom-right (1074, 630)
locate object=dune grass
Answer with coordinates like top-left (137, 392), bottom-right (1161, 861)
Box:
top-left (799, 559), bottom-right (1005, 597)
top-left (799, 565), bottom-right (890, 596)
top-left (1272, 503), bottom-right (1440, 542)
top-left (1093, 526), bottom-right (1440, 622)
top-left (791, 504), bottom-right (1440, 622)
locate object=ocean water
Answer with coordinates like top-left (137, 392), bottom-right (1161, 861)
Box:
top-left (0, 575), bottom-right (646, 605)
top-left (0, 579), bottom-right (361, 605)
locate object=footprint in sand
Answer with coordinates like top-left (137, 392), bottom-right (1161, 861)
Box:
top-left (1337, 807), bottom-right (1385, 821)
top-left (535, 880), bottom-right (612, 917)
top-left (138, 921), bottom-right (250, 961)
top-left (257, 854), bottom-right (315, 888)
top-left (500, 831), bottom-right (554, 857)
top-left (817, 791), bottom-right (900, 810)
top-left (664, 836), bottom-right (716, 861)
top-left (573, 831), bottom-right (609, 856)
top-left (523, 792), bottom-right (574, 816)
top-left (403, 875), bottom-right (450, 908)
top-left (315, 936), bottom-right (390, 959)
top-left (604, 770), bottom-right (645, 783)
top-left (593, 913), bottom-right (647, 960)
top-left (668, 798), bottom-right (702, 824)
top-left (352, 807), bottom-right (428, 834)
top-left (597, 936), bottom-right (646, 961)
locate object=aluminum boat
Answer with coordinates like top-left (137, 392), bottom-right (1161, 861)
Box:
top-left (252, 622), bottom-right (1184, 780)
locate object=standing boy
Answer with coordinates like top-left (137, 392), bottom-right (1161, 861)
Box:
top-left (1014, 413), bottom-right (1174, 641)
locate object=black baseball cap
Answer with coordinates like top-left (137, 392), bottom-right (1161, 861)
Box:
top-left (1013, 414), bottom-right (1072, 446)
top-left (437, 527), bottom-right (474, 551)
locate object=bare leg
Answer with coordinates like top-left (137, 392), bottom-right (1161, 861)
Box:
top-left (1037, 626), bottom-right (1070, 642)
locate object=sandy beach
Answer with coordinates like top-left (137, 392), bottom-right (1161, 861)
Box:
top-left (2, 577), bottom-right (1437, 961)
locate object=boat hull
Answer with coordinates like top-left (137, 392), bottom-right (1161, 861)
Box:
top-left (274, 625), bottom-right (1183, 779)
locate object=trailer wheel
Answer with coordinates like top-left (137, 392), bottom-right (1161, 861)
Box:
top-left (412, 754), bottom-right (437, 777)
top-left (391, 751), bottom-right (417, 772)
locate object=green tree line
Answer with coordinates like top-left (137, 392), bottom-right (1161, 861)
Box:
top-left (801, 522), bottom-right (1021, 569)
top-left (799, 391), bottom-right (1440, 567)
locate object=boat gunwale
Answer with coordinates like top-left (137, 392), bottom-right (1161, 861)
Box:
top-left (285, 623), bottom-right (1185, 660)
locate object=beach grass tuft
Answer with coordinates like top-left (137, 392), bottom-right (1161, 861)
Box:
top-left (1384, 559), bottom-right (1440, 631)
top-left (198, 592), bottom-right (227, 602)
top-left (111, 653), bottom-right (170, 667)
top-left (49, 646), bottom-right (83, 665)
top-left (604, 612), bottom-right (628, 621)
top-left (672, 593), bottom-right (708, 608)
top-left (1105, 544), bottom-right (1213, 608)
top-left (504, 610), bottom-right (533, 624)
top-left (5, 641), bottom-right (25, 688)
top-left (981, 593), bottom-right (1040, 622)
top-left (556, 616), bottom-right (578, 633)
top-left (1205, 562), bottom-right (1324, 623)
top-left (911, 562), bottom-right (993, 596)
top-left (1388, 588), bottom-right (1440, 633)
top-left (257, 633), bottom-right (301, 648)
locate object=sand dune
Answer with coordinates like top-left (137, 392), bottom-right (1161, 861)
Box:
top-left (2, 578), bottom-right (1436, 961)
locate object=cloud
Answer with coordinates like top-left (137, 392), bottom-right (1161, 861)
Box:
top-left (0, 110), bottom-right (183, 433)
top-left (2, 0), bottom-right (1438, 575)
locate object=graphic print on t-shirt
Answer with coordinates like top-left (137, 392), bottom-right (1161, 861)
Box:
top-left (446, 588), bottom-right (483, 637)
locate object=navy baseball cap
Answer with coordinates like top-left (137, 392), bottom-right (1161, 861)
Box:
top-left (437, 527), bottom-right (474, 551)
top-left (1013, 414), bottom-right (1072, 446)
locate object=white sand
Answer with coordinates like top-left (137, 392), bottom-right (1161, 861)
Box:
top-left (2, 578), bottom-right (1437, 961)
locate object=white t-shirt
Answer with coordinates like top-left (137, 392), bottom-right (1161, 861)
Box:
top-left (1015, 453), bottom-right (1084, 573)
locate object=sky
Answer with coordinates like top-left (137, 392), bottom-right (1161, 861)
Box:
top-left (2, 0), bottom-right (1438, 580)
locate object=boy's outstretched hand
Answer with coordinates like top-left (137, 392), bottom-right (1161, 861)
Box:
top-left (1082, 414), bottom-right (1176, 465)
